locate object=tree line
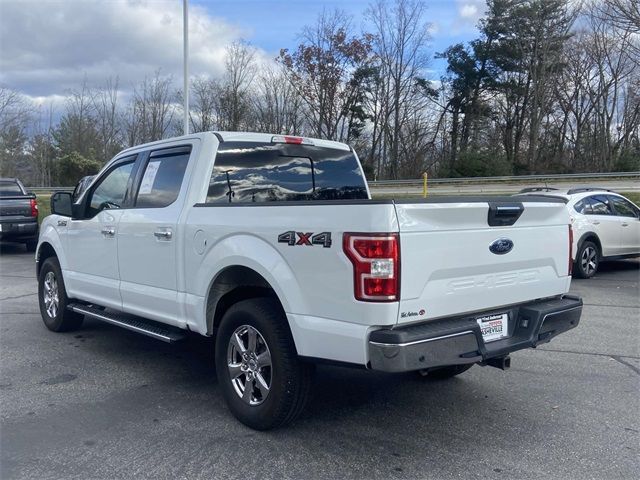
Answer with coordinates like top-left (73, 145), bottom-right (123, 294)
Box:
top-left (1, 0), bottom-right (638, 187)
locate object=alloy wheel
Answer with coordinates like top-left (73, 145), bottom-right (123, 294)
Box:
top-left (227, 325), bottom-right (272, 406)
top-left (43, 271), bottom-right (59, 318)
top-left (581, 246), bottom-right (597, 276)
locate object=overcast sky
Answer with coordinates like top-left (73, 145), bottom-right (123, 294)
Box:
top-left (0, 0), bottom-right (485, 105)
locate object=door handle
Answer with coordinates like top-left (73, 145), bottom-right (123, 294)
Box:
top-left (591, 220), bottom-right (600, 225)
top-left (154, 230), bottom-right (173, 240)
top-left (621, 222), bottom-right (629, 227)
top-left (101, 227), bottom-right (115, 237)
top-left (57, 220), bottom-right (67, 227)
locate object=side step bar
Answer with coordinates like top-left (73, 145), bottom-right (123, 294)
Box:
top-left (68, 304), bottom-right (187, 343)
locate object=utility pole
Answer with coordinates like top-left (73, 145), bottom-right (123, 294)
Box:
top-left (183, 0), bottom-right (189, 135)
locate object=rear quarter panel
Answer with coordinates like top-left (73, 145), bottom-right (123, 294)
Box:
top-left (182, 203), bottom-right (400, 332)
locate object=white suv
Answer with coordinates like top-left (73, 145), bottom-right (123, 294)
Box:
top-left (519, 187), bottom-right (640, 278)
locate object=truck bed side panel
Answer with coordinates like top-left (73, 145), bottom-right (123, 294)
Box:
top-left (183, 202), bottom-right (400, 332)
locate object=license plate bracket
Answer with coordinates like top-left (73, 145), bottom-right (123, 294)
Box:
top-left (476, 313), bottom-right (509, 342)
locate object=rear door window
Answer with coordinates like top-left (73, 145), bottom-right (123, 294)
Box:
top-left (206, 142), bottom-right (368, 203)
top-left (587, 195), bottom-right (613, 215)
top-left (135, 147), bottom-right (191, 208)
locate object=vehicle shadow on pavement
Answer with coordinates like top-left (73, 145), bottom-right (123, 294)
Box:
top-left (594, 259), bottom-right (639, 275)
top-left (74, 317), bottom-right (486, 426)
top-left (0, 243), bottom-right (31, 255)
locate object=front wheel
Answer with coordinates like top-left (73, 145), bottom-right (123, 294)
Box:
top-left (215, 298), bottom-right (312, 430)
top-left (574, 241), bottom-right (599, 279)
top-left (38, 257), bottom-right (84, 332)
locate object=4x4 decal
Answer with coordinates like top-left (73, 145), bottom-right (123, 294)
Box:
top-left (278, 231), bottom-right (332, 248)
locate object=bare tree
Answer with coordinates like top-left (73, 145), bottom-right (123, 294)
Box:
top-left (53, 77), bottom-right (99, 160)
top-left (188, 76), bottom-right (221, 132)
top-left (251, 64), bottom-right (305, 134)
top-left (92, 77), bottom-right (123, 163)
top-left (0, 87), bottom-right (32, 132)
top-left (366, 0), bottom-right (432, 178)
top-left (585, 9), bottom-right (639, 170)
top-left (125, 70), bottom-right (175, 145)
top-left (278, 9), bottom-right (374, 141)
top-left (220, 41), bottom-right (257, 130)
top-left (0, 87), bottom-right (33, 178)
top-left (31, 102), bottom-right (56, 186)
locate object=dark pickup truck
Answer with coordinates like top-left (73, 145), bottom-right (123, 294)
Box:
top-left (0, 178), bottom-right (39, 251)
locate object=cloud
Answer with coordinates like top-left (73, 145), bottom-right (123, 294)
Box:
top-left (454, 0), bottom-right (486, 30)
top-left (0, 0), bottom-right (251, 98)
top-left (460, 4), bottom-right (479, 20)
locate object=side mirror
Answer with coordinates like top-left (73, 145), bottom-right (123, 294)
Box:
top-left (51, 192), bottom-right (73, 217)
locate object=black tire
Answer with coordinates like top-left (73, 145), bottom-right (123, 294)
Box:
top-left (25, 240), bottom-right (37, 252)
top-left (215, 298), bottom-right (312, 430)
top-left (38, 257), bottom-right (84, 332)
top-left (574, 240), bottom-right (599, 279)
top-left (419, 363), bottom-right (473, 380)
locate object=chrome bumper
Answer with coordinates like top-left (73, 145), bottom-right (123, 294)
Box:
top-left (369, 295), bottom-right (583, 373)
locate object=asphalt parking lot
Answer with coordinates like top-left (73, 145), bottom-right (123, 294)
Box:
top-left (0, 244), bottom-right (638, 480)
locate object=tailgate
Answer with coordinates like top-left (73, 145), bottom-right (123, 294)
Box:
top-left (395, 196), bottom-right (571, 325)
top-left (0, 197), bottom-right (33, 218)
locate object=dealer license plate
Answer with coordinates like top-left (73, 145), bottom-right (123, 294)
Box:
top-left (476, 313), bottom-right (509, 342)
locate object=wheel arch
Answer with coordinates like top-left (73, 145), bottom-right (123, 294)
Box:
top-left (205, 265), bottom-right (286, 336)
top-left (191, 233), bottom-right (308, 336)
top-left (36, 241), bottom-right (58, 277)
top-left (576, 232), bottom-right (602, 258)
top-left (36, 219), bottom-right (68, 277)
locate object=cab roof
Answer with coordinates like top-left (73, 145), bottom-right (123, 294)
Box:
top-left (118, 131), bottom-right (352, 156)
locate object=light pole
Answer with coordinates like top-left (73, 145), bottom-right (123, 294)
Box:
top-left (183, 0), bottom-right (189, 135)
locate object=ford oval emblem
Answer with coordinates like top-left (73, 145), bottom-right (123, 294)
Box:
top-left (489, 238), bottom-right (514, 255)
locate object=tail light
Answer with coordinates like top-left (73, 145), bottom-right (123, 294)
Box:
top-left (343, 233), bottom-right (400, 302)
top-left (30, 198), bottom-right (38, 218)
top-left (568, 224), bottom-right (573, 276)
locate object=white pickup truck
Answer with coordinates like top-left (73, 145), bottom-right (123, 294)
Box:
top-left (37, 132), bottom-right (582, 429)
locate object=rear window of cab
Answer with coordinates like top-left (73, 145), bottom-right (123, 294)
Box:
top-left (206, 142), bottom-right (368, 203)
top-left (0, 181), bottom-right (23, 196)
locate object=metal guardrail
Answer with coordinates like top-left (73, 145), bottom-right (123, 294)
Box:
top-left (29, 187), bottom-right (74, 194)
top-left (369, 171), bottom-right (640, 187)
top-left (26, 172), bottom-right (639, 193)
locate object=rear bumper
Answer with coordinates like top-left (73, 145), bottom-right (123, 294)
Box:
top-left (0, 220), bottom-right (39, 241)
top-left (368, 295), bottom-right (582, 372)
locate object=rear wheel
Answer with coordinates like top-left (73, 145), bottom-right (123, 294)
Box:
top-left (575, 241), bottom-right (599, 279)
top-left (419, 364), bottom-right (473, 380)
top-left (38, 257), bottom-right (84, 332)
top-left (215, 298), bottom-right (312, 430)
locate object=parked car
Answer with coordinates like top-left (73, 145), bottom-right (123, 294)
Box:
top-left (0, 177), bottom-right (39, 251)
top-left (518, 187), bottom-right (640, 278)
top-left (37, 132), bottom-right (582, 429)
